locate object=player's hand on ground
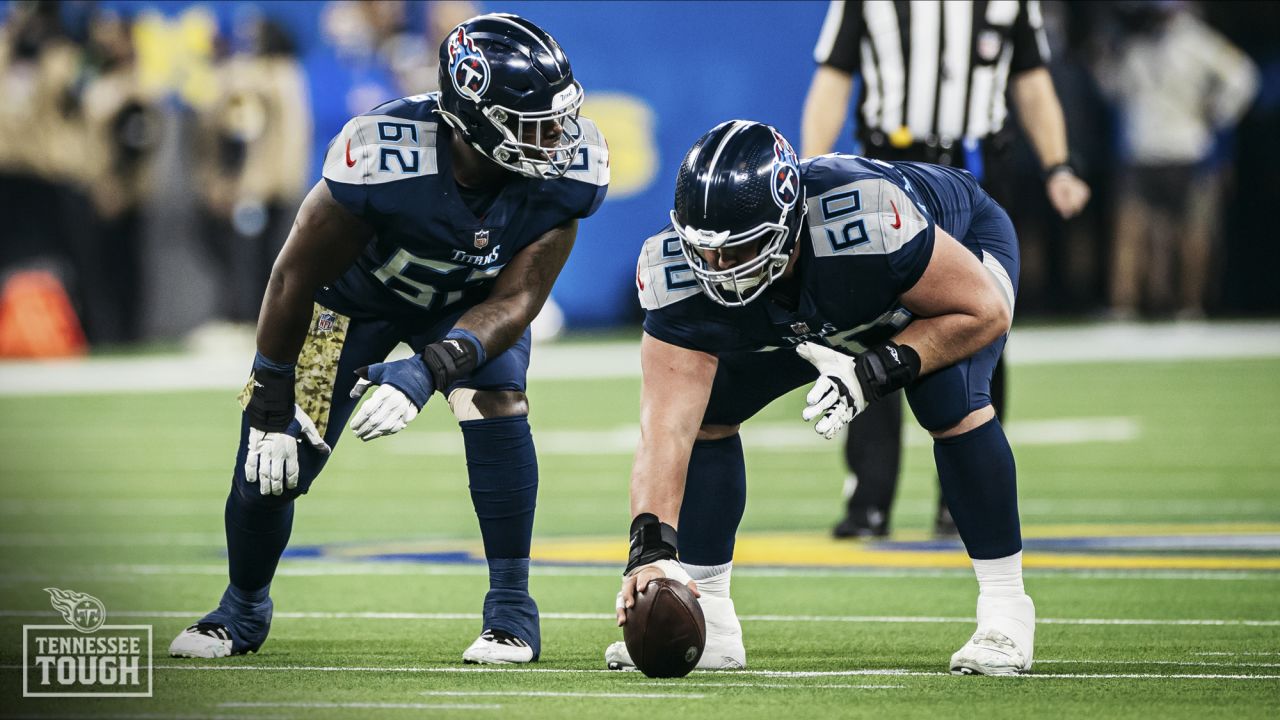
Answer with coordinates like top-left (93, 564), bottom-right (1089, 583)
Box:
top-left (796, 342), bottom-right (867, 440)
top-left (1046, 170), bottom-right (1090, 219)
top-left (349, 356), bottom-right (435, 441)
top-left (617, 559), bottom-right (699, 626)
top-left (245, 405), bottom-right (331, 496)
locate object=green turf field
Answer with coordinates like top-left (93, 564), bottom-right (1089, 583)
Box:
top-left (1, 355), bottom-right (1278, 718)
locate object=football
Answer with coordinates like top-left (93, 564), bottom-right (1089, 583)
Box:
top-left (623, 577), bottom-right (706, 678)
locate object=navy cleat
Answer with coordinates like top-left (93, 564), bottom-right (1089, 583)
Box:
top-left (169, 585), bottom-right (272, 658)
top-left (478, 577), bottom-right (541, 661)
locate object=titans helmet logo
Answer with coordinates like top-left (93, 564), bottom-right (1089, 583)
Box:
top-left (447, 27), bottom-right (490, 102)
top-left (770, 130), bottom-right (800, 211)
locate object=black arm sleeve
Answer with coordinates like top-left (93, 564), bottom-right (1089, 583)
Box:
top-left (1010, 0), bottom-right (1050, 74)
top-left (815, 0), bottom-right (864, 74)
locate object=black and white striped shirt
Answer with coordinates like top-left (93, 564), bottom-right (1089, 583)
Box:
top-left (815, 0), bottom-right (1050, 147)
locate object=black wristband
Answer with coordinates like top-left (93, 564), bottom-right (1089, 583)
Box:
top-left (855, 342), bottom-right (921, 401)
top-left (624, 513), bottom-right (679, 576)
top-left (421, 336), bottom-right (480, 390)
top-left (245, 366), bottom-right (295, 432)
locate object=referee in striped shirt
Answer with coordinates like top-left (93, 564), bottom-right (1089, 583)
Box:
top-left (801, 0), bottom-right (1090, 538)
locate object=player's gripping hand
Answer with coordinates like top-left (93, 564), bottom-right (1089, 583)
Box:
top-left (245, 405), bottom-right (332, 496)
top-left (349, 356), bottom-right (434, 441)
top-left (617, 514), bottom-right (699, 626)
top-left (796, 340), bottom-right (920, 440)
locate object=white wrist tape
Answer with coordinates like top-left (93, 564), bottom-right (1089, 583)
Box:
top-left (631, 558), bottom-right (692, 586)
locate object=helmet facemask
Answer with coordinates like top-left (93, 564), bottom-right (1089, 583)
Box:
top-left (672, 201), bottom-right (805, 308)
top-left (482, 81), bottom-right (584, 179)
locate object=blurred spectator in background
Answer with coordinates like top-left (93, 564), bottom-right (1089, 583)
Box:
top-left (80, 10), bottom-right (161, 343)
top-left (0, 1), bottom-right (156, 346)
top-left (0, 5), bottom-right (79, 266)
top-left (1096, 1), bottom-right (1258, 320)
top-left (193, 14), bottom-right (310, 325)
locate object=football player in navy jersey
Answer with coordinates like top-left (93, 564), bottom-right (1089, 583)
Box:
top-left (169, 14), bottom-right (609, 665)
top-left (610, 121), bottom-right (1032, 676)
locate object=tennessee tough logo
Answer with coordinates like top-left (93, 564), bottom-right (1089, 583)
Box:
top-left (447, 27), bottom-right (490, 102)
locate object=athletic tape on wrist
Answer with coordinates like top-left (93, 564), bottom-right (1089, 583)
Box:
top-left (422, 330), bottom-right (483, 390)
top-left (625, 512), bottom-right (679, 576)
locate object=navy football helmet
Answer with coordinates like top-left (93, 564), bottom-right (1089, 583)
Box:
top-left (671, 121), bottom-right (806, 307)
top-left (436, 13), bottom-right (584, 179)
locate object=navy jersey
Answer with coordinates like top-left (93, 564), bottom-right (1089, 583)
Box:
top-left (319, 93), bottom-right (609, 320)
top-left (639, 154), bottom-right (999, 355)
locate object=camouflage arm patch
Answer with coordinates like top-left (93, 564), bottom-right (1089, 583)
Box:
top-left (236, 304), bottom-right (351, 438)
top-left (295, 305), bottom-right (350, 437)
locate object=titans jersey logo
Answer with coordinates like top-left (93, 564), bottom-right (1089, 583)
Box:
top-left (770, 129), bottom-right (800, 210)
top-left (447, 28), bottom-right (490, 102)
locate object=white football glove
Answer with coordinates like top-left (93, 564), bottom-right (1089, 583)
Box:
top-left (796, 341), bottom-right (869, 440)
top-left (244, 405), bottom-right (331, 496)
top-left (349, 379), bottom-right (419, 441)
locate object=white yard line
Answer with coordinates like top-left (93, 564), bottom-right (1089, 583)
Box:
top-left (1193, 652), bottom-right (1280, 657)
top-left (745, 670), bottom-right (1280, 680)
top-left (4, 562), bottom-right (1273, 583)
top-left (5, 716), bottom-right (294, 720)
top-left (1016, 673), bottom-right (1280, 680)
top-left (384, 417), bottom-right (1140, 456)
top-left (418, 690), bottom-right (705, 699)
top-left (1038, 659), bottom-right (1280, 668)
top-left (629, 681), bottom-right (906, 689)
top-left (4, 497), bottom-right (1275, 518)
top-left (0, 533), bottom-right (226, 547)
top-left (3, 609), bottom-right (1278, 627)
top-left (0, 663), bottom-right (1268, 680)
top-left (111, 665), bottom-right (1280, 681)
top-left (221, 702), bottom-right (498, 711)
top-left (2, 321), bottom-right (1277, 396)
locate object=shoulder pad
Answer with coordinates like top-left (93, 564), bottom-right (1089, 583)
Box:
top-left (368, 92), bottom-right (441, 121)
top-left (323, 112), bottom-right (440, 187)
top-left (562, 117), bottom-right (610, 188)
top-left (804, 177), bottom-right (930, 259)
top-left (636, 228), bottom-right (701, 310)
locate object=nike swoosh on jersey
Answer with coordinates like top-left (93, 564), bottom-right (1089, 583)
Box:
top-left (345, 139), bottom-right (356, 168)
top-left (890, 200), bottom-right (902, 229)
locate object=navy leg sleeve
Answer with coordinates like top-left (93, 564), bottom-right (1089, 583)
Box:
top-left (933, 417), bottom-right (1022, 559)
top-left (678, 434), bottom-right (747, 566)
top-left (461, 415), bottom-right (541, 654)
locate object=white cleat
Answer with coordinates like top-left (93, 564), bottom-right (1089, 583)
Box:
top-left (950, 594), bottom-right (1036, 676)
top-left (462, 629), bottom-right (535, 664)
top-left (607, 595), bottom-right (746, 670)
top-left (169, 623), bottom-right (233, 659)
